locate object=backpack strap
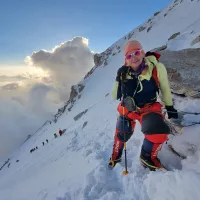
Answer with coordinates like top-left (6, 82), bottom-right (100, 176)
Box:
top-left (146, 51), bottom-right (160, 93)
top-left (152, 63), bottom-right (159, 90)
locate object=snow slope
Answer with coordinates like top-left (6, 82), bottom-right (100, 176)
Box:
top-left (1, 0), bottom-right (200, 199)
top-left (115, 0), bottom-right (200, 52)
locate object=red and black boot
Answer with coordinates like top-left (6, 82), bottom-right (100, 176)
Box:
top-left (140, 138), bottom-right (167, 171)
top-left (108, 133), bottom-right (124, 169)
top-left (108, 116), bottom-right (136, 169)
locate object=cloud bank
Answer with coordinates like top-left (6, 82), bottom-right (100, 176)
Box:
top-left (0, 37), bottom-right (94, 162)
top-left (25, 36), bottom-right (94, 100)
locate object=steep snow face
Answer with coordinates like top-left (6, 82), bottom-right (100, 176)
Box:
top-left (1, 0), bottom-right (200, 200)
top-left (117, 0), bottom-right (200, 50)
top-left (141, 0), bottom-right (200, 50)
top-left (167, 17), bottom-right (200, 50)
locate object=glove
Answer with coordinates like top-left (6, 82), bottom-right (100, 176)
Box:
top-left (165, 106), bottom-right (178, 119)
top-left (116, 66), bottom-right (129, 81)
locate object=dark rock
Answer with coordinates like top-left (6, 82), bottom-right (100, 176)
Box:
top-left (74, 109), bottom-right (88, 121)
top-left (78, 84), bottom-right (85, 93)
top-left (139, 26), bottom-right (146, 32)
top-left (94, 54), bottom-right (103, 66)
top-left (151, 45), bottom-right (168, 52)
top-left (191, 35), bottom-right (200, 46)
top-left (70, 86), bottom-right (78, 102)
top-left (105, 93), bottom-right (109, 97)
top-left (154, 11), bottom-right (160, 16)
top-left (82, 121), bottom-right (88, 129)
top-left (158, 48), bottom-right (200, 97)
top-left (147, 26), bottom-right (152, 32)
top-left (168, 32), bottom-right (180, 40)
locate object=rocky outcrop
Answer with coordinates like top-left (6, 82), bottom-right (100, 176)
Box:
top-left (82, 121), bottom-right (88, 129)
top-left (53, 83), bottom-right (85, 123)
top-left (94, 54), bottom-right (103, 66)
top-left (68, 84), bottom-right (85, 103)
top-left (139, 26), bottom-right (146, 32)
top-left (147, 18), bottom-right (152, 23)
top-left (191, 35), bottom-right (200, 46)
top-left (127, 31), bottom-right (135, 40)
top-left (85, 46), bottom-right (115, 79)
top-left (147, 26), bottom-right (152, 33)
top-left (78, 84), bottom-right (84, 93)
top-left (154, 11), bottom-right (160, 16)
top-left (0, 158), bottom-right (10, 171)
top-left (53, 101), bottom-right (70, 123)
top-left (157, 48), bottom-right (200, 97)
top-left (84, 67), bottom-right (96, 80)
top-left (151, 45), bottom-right (168, 52)
top-left (168, 32), bottom-right (180, 40)
top-left (69, 86), bottom-right (78, 102)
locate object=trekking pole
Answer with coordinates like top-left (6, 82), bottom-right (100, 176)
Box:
top-left (122, 105), bottom-right (129, 175)
top-left (121, 72), bottom-right (129, 175)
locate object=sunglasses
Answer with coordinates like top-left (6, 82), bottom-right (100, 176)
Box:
top-left (125, 49), bottom-right (143, 60)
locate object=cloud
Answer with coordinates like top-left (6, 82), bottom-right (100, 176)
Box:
top-left (0, 36), bottom-right (94, 161)
top-left (0, 83), bottom-right (20, 90)
top-left (0, 96), bottom-right (40, 159)
top-left (0, 75), bottom-right (28, 82)
top-left (0, 83), bottom-right (62, 160)
top-left (25, 37), bottom-right (94, 100)
top-left (28, 83), bottom-right (61, 117)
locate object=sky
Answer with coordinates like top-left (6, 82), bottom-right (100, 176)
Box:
top-left (0, 0), bottom-right (172, 65)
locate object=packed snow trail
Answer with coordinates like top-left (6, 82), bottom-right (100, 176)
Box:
top-left (1, 90), bottom-right (200, 200)
top-left (56, 96), bottom-right (200, 200)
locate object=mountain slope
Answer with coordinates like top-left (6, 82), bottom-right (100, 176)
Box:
top-left (1, 0), bottom-right (200, 200)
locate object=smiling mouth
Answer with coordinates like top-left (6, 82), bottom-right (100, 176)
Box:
top-left (132, 60), bottom-right (139, 64)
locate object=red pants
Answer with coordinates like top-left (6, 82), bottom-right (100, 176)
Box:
top-left (111, 102), bottom-right (169, 169)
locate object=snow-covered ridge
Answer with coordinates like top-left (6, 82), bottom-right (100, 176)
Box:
top-left (1, 0), bottom-right (200, 199)
top-left (92, 0), bottom-right (200, 78)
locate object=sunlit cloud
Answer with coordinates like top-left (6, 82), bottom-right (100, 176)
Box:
top-left (0, 83), bottom-right (20, 91)
top-left (0, 36), bottom-right (94, 161)
top-left (25, 36), bottom-right (94, 100)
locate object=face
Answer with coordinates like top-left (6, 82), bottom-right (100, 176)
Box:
top-left (125, 49), bottom-right (145, 70)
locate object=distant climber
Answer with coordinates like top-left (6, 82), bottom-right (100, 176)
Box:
top-left (42, 142), bottom-right (45, 146)
top-left (59, 129), bottom-right (63, 136)
top-left (30, 148), bottom-right (35, 153)
top-left (46, 139), bottom-right (48, 143)
top-left (54, 133), bottom-right (58, 138)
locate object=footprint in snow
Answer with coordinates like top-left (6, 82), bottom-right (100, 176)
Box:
top-left (82, 165), bottom-right (123, 200)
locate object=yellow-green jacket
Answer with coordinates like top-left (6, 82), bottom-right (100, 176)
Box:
top-left (112, 55), bottom-right (173, 106)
